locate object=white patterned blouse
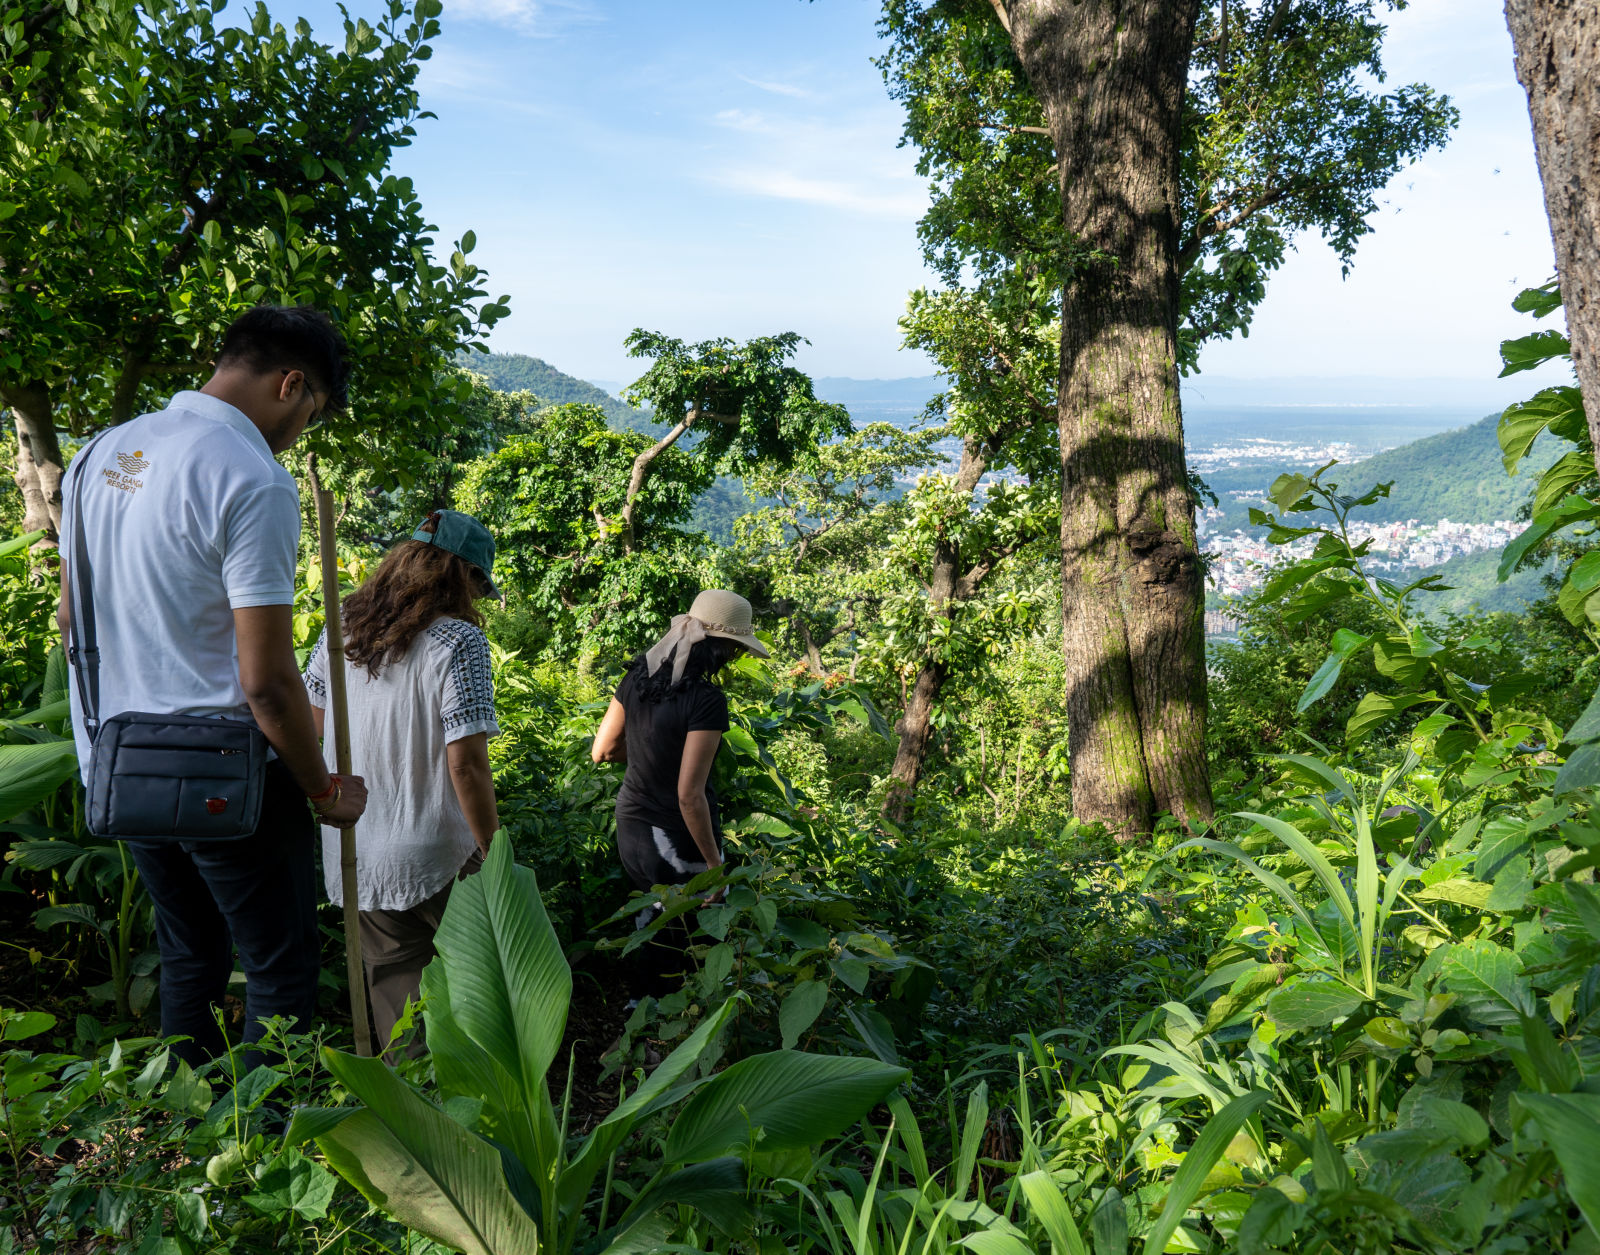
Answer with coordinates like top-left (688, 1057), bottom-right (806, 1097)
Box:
top-left (303, 617), bottom-right (499, 911)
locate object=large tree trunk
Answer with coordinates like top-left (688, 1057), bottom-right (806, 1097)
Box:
top-left (884, 436), bottom-right (989, 820)
top-left (1004, 0), bottom-right (1212, 836)
top-left (1507, 0), bottom-right (1600, 473)
top-left (4, 382), bottom-right (65, 542)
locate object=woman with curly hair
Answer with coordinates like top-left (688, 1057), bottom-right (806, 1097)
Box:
top-left (303, 509), bottom-right (501, 1056)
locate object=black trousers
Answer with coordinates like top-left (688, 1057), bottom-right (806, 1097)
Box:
top-left (127, 760), bottom-right (320, 1072)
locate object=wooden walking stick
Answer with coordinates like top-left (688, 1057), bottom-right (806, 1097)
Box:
top-left (308, 455), bottom-right (373, 1058)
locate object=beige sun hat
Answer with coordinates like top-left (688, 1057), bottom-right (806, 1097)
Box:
top-left (644, 588), bottom-right (769, 684)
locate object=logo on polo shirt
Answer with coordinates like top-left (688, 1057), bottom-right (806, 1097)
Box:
top-left (101, 450), bottom-right (148, 495)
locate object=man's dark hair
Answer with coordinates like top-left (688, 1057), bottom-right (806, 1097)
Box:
top-left (215, 304), bottom-right (352, 414)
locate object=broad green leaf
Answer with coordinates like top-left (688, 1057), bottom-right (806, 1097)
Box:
top-left (317, 1050), bottom-right (542, 1255)
top-left (1019, 1170), bottom-right (1089, 1255)
top-left (1142, 1092), bottom-right (1270, 1255)
top-left (778, 979), bottom-right (828, 1050)
top-left (0, 740), bottom-right (79, 823)
top-left (1441, 940), bottom-right (1535, 1026)
top-left (1517, 1092), bottom-right (1600, 1237)
top-left (664, 1052), bottom-right (907, 1163)
top-left (1268, 473), bottom-right (1312, 511)
top-left (1, 1010), bottom-right (56, 1042)
top-left (1266, 981), bottom-right (1365, 1034)
top-left (1555, 743), bottom-right (1600, 795)
top-left (1345, 691), bottom-right (1437, 746)
top-left (1297, 630), bottom-right (1369, 713)
top-left (1090, 1187), bottom-right (1129, 1255)
top-left (1499, 387), bottom-right (1583, 474)
top-left (1499, 328), bottom-right (1571, 376)
top-left (242, 1148), bottom-right (338, 1220)
top-left (1533, 449), bottom-right (1599, 518)
top-left (432, 835), bottom-right (570, 1115)
top-left (1565, 680), bottom-right (1600, 746)
top-left (1414, 880), bottom-right (1493, 910)
top-left (1499, 494), bottom-right (1599, 581)
top-left (1235, 1187), bottom-right (1303, 1255)
top-left (421, 960), bottom-right (547, 1179)
top-left (1201, 964), bottom-right (1288, 1035)
top-left (612, 1157), bottom-right (749, 1235)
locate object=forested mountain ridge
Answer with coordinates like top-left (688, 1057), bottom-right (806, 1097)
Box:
top-left (1204, 410), bottom-right (1561, 530)
top-left (1330, 410), bottom-right (1559, 523)
top-left (458, 351), bottom-right (660, 434)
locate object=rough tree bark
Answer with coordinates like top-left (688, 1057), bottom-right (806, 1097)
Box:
top-left (4, 382), bottom-right (65, 542)
top-left (1000, 0), bottom-right (1212, 836)
top-left (1507, 0), bottom-right (1600, 474)
top-left (885, 436), bottom-right (989, 820)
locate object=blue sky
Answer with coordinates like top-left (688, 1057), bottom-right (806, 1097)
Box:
top-left (281, 0), bottom-right (1565, 394)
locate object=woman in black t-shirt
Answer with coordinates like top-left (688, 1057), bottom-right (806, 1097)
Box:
top-left (591, 589), bottom-right (769, 891)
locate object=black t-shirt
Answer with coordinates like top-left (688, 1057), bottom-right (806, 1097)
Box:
top-left (614, 666), bottom-right (731, 836)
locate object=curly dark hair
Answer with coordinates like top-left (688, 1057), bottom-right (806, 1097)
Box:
top-left (627, 637), bottom-right (741, 703)
top-left (342, 539), bottom-right (485, 676)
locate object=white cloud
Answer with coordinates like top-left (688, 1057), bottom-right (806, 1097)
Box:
top-left (443, 0), bottom-right (597, 36)
top-left (712, 108), bottom-right (772, 134)
top-left (739, 74), bottom-right (812, 99)
top-left (710, 168), bottom-right (926, 218)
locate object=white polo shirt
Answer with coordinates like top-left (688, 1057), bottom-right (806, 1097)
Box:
top-left (60, 391), bottom-right (301, 774)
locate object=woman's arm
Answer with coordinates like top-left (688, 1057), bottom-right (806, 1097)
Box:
top-left (446, 732), bottom-right (499, 855)
top-left (591, 698), bottom-right (627, 764)
top-left (677, 729), bottom-right (724, 870)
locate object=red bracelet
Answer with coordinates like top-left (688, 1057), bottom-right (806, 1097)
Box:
top-left (307, 775), bottom-right (342, 804)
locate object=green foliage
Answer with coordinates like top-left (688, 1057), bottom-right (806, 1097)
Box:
top-left (0, 532), bottom-right (57, 709)
top-left (877, 0), bottom-right (1457, 365)
top-left (1496, 282), bottom-right (1600, 631)
top-left (288, 371), bottom-right (540, 551)
top-left (455, 401), bottom-right (713, 659)
top-left (304, 836), bottom-right (909, 1255)
top-left (0, 0), bottom-right (505, 477)
top-left (0, 1012), bottom-right (409, 1252)
top-left (732, 422), bottom-right (942, 675)
top-left (622, 329), bottom-right (852, 474)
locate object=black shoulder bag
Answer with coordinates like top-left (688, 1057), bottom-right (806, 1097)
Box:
top-left (67, 441), bottom-right (270, 841)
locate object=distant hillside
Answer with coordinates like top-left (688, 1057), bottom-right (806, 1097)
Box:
top-left (1205, 412), bottom-right (1562, 531)
top-left (1414, 546), bottom-right (1551, 617)
top-left (1332, 413), bottom-right (1558, 524)
top-left (459, 352), bottom-right (660, 435)
top-left (812, 375), bottom-right (945, 404)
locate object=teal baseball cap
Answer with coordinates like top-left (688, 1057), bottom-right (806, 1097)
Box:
top-left (413, 509), bottom-right (499, 599)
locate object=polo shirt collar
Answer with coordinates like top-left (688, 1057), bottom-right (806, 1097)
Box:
top-left (169, 390), bottom-right (274, 457)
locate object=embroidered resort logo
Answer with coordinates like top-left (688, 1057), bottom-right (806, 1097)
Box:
top-left (101, 449), bottom-right (148, 495)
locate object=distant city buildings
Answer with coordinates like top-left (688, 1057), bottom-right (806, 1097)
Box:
top-left (1202, 517), bottom-right (1528, 598)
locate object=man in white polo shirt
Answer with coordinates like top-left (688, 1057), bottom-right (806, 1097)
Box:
top-left (59, 305), bottom-right (368, 1069)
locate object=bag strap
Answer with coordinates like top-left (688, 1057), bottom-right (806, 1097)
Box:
top-left (66, 429), bottom-right (115, 743)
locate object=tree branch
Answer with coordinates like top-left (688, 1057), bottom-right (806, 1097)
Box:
top-left (987, 0), bottom-right (1011, 36)
top-left (1179, 184), bottom-right (1305, 269)
top-left (618, 406), bottom-right (698, 551)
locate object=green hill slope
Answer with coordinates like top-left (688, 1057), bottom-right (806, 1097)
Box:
top-left (1333, 412), bottom-right (1557, 524)
top-left (1206, 412), bottom-right (1561, 531)
top-left (459, 352), bottom-right (660, 434)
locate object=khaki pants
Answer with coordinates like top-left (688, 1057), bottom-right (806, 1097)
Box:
top-left (360, 850), bottom-right (482, 1059)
